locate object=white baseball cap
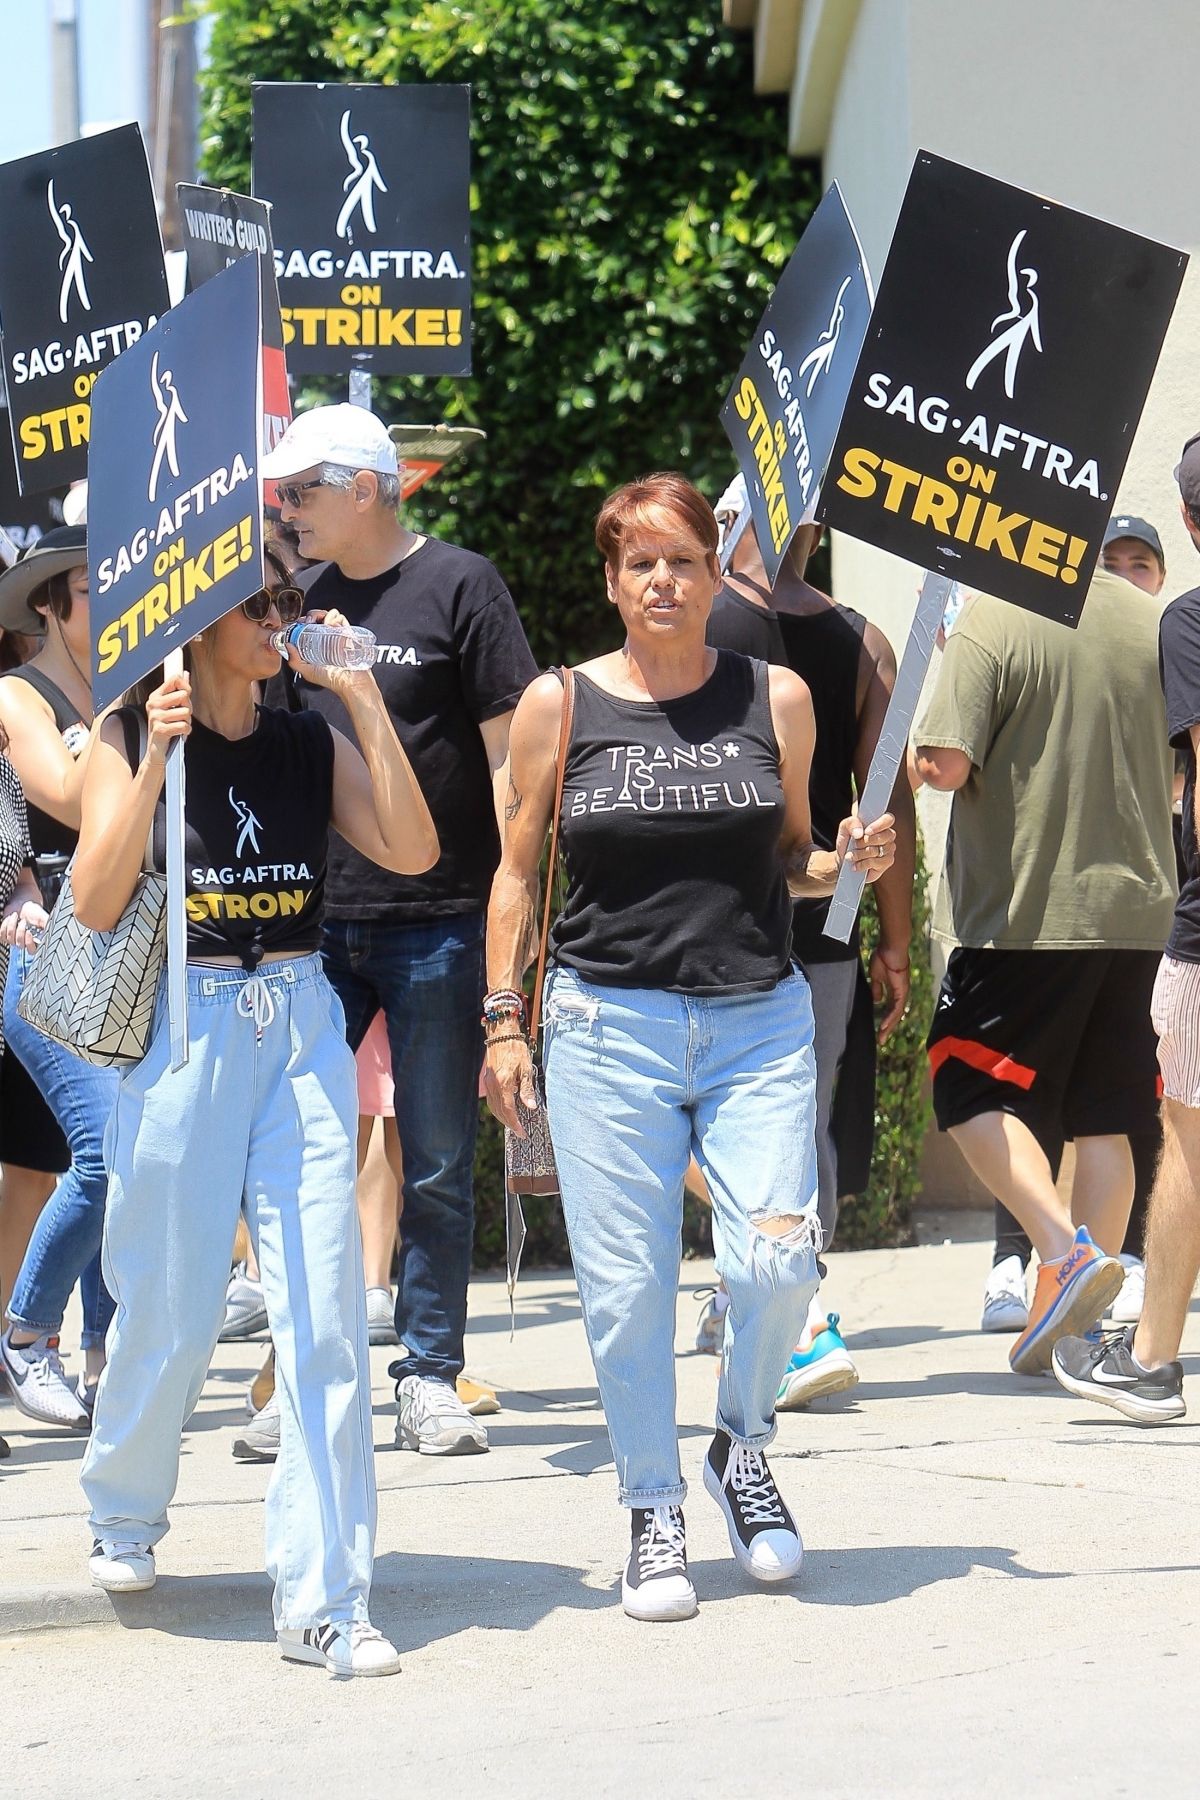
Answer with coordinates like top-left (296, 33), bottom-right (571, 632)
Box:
top-left (260, 403), bottom-right (398, 480)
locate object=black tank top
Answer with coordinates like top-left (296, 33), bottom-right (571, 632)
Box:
top-left (1, 665), bottom-right (88, 860)
top-left (708, 585), bottom-right (865, 965)
top-left (118, 704), bottom-right (335, 966)
top-left (551, 652), bottom-right (792, 994)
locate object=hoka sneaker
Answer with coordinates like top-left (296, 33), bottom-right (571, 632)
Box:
top-left (622, 1505), bottom-right (697, 1621)
top-left (776, 1312), bottom-right (858, 1410)
top-left (89, 1540), bottom-right (156, 1592)
top-left (393, 1373), bottom-right (488, 1455)
top-left (219, 1263), bottom-right (269, 1341)
top-left (1009, 1228), bottom-right (1124, 1376)
top-left (703, 1430), bottom-right (803, 1582)
top-left (1109, 1255), bottom-right (1146, 1326)
top-left (1052, 1327), bottom-right (1185, 1425)
top-left (1, 1330), bottom-right (90, 1428)
top-left (279, 1620), bottom-right (402, 1678)
top-left (981, 1254), bottom-right (1030, 1333)
top-left (693, 1286), bottom-right (728, 1355)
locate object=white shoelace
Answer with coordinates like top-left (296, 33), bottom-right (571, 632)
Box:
top-left (638, 1506), bottom-right (687, 1578)
top-left (726, 1443), bottom-right (787, 1525)
top-left (28, 1339), bottom-right (70, 1391)
top-left (236, 974), bottom-right (276, 1030)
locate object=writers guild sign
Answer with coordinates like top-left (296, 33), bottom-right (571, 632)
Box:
top-left (822, 151), bottom-right (1186, 624)
top-left (252, 81), bottom-right (472, 377)
top-left (0, 123), bottom-right (169, 494)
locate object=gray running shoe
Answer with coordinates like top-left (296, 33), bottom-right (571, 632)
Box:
top-left (219, 1262), bottom-right (269, 1341)
top-left (1052, 1328), bottom-right (1185, 1425)
top-left (365, 1286), bottom-right (400, 1346)
top-left (394, 1374), bottom-right (488, 1455)
top-left (0, 1329), bottom-right (90, 1428)
top-left (232, 1393), bottom-right (280, 1461)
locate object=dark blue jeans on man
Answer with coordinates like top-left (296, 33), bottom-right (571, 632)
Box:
top-left (321, 913), bottom-right (484, 1385)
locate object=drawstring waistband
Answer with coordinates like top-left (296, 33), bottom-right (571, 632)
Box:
top-left (235, 974), bottom-right (277, 1030)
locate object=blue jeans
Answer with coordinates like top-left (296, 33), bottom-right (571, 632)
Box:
top-left (4, 946), bottom-right (119, 1347)
top-left (543, 964), bottom-right (821, 1507)
top-left (82, 956), bottom-right (375, 1630)
top-left (322, 913), bottom-right (485, 1384)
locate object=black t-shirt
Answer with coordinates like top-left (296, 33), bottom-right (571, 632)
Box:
top-left (1159, 586), bottom-right (1200, 961)
top-left (2, 665), bottom-right (87, 860)
top-left (551, 653), bottom-right (792, 994)
top-left (707, 582), bottom-right (866, 965)
top-left (293, 539), bottom-right (537, 924)
top-left (120, 705), bottom-right (335, 964)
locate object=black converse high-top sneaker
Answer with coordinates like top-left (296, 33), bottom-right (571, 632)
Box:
top-left (621, 1505), bottom-right (697, 1622)
top-left (704, 1429), bottom-right (803, 1582)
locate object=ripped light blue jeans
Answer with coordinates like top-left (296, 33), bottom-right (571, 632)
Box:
top-left (543, 963), bottom-right (821, 1508)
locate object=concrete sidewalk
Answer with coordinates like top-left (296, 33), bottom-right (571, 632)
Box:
top-left (2, 1226), bottom-right (1199, 1798)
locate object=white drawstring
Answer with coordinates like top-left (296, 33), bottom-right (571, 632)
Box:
top-left (235, 973), bottom-right (276, 1031)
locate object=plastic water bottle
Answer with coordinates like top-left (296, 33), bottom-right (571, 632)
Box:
top-left (271, 622), bottom-right (377, 670)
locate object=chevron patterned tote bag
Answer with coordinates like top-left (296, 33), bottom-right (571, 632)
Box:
top-left (17, 861), bottom-right (166, 1068)
top-left (17, 714), bottom-right (166, 1069)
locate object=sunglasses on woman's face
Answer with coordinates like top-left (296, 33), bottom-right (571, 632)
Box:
top-left (241, 586), bottom-right (305, 626)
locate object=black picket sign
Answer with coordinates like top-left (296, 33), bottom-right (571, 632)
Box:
top-left (0, 124), bottom-right (168, 497)
top-left (251, 82), bottom-right (471, 378)
top-left (822, 152), bottom-right (1187, 625)
top-left (88, 255), bottom-right (264, 711)
top-left (720, 183), bottom-right (873, 584)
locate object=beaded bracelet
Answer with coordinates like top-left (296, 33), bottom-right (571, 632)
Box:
top-left (484, 1031), bottom-right (527, 1048)
top-left (482, 987), bottom-right (528, 1029)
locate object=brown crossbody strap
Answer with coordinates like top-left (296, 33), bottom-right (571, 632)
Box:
top-left (528, 667), bottom-right (575, 1040)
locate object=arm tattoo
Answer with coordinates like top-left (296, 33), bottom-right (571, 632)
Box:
top-left (504, 779), bottom-right (523, 822)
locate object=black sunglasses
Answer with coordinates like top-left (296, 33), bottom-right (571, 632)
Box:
top-left (275, 476), bottom-right (329, 509)
top-left (242, 585), bottom-right (305, 626)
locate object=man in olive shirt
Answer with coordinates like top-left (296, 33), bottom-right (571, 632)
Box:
top-left (914, 566), bottom-right (1176, 1375)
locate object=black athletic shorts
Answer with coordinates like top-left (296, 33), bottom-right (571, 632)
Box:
top-left (927, 947), bottom-right (1161, 1141)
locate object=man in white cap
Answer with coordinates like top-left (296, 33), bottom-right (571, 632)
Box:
top-left (261, 403), bottom-right (537, 1455)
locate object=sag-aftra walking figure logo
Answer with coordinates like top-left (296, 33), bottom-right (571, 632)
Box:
top-left (47, 178), bottom-right (94, 324)
top-left (336, 109), bottom-right (388, 242)
top-left (148, 351), bottom-right (188, 505)
top-left (965, 228), bottom-right (1043, 400)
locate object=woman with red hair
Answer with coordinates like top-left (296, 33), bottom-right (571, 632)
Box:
top-left (484, 473), bottom-right (895, 1621)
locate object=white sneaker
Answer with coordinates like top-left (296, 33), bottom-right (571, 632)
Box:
top-left (980, 1255), bottom-right (1029, 1333)
top-left (232, 1393), bottom-right (280, 1462)
top-left (279, 1620), bottom-right (402, 1679)
top-left (1110, 1254), bottom-right (1145, 1325)
top-left (693, 1287), bottom-right (728, 1355)
top-left (365, 1286), bottom-right (400, 1346)
top-left (89, 1540), bottom-right (156, 1592)
top-left (393, 1373), bottom-right (488, 1455)
top-left (0, 1330), bottom-right (91, 1428)
top-left (219, 1263), bottom-right (269, 1341)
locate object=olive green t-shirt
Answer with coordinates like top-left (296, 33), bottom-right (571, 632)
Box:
top-left (915, 570), bottom-right (1176, 950)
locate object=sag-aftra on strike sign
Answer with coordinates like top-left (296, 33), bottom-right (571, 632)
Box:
top-left (252, 82), bottom-right (471, 378)
top-left (822, 153), bottom-right (1186, 624)
top-left (0, 124), bottom-right (168, 495)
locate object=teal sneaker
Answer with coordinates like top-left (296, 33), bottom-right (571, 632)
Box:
top-left (776, 1312), bottom-right (859, 1411)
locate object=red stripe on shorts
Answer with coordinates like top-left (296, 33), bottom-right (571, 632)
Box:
top-left (928, 1036), bottom-right (1038, 1090)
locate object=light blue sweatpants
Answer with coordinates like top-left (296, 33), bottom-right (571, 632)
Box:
top-left (80, 954), bottom-right (376, 1631)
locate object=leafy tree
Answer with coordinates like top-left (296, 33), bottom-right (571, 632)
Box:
top-left (197, 0), bottom-right (817, 663)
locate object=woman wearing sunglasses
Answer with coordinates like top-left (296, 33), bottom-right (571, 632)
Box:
top-left (71, 547), bottom-right (438, 1679)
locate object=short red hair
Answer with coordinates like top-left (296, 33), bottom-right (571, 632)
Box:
top-left (594, 472), bottom-right (719, 566)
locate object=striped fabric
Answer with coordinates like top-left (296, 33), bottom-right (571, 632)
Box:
top-left (1150, 954), bottom-right (1200, 1106)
